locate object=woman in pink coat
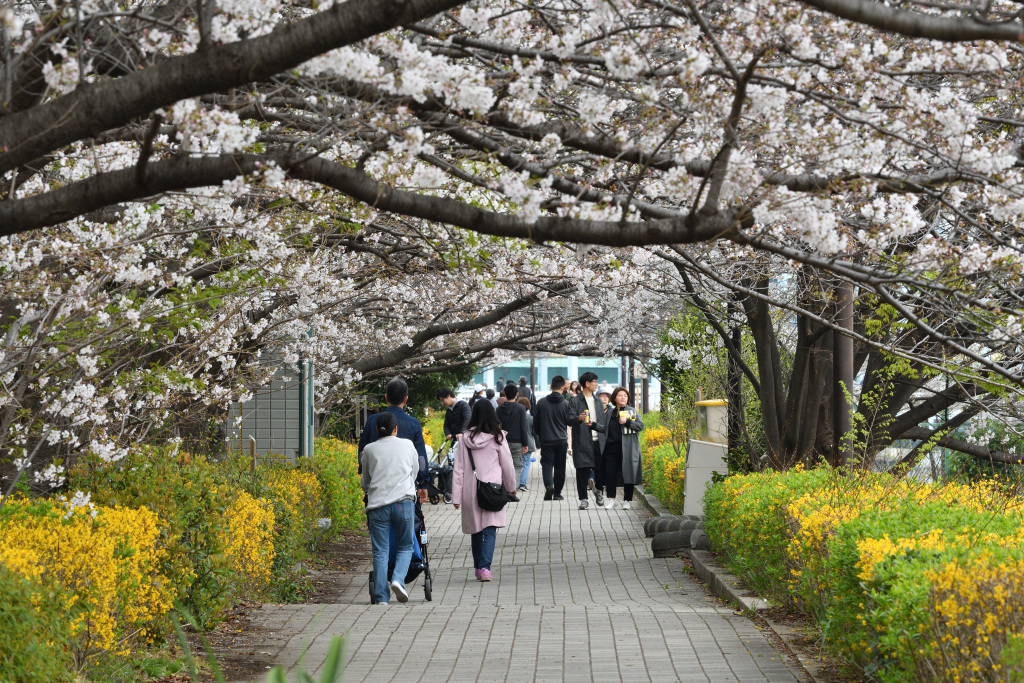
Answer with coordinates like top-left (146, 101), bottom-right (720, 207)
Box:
top-left (451, 399), bottom-right (517, 582)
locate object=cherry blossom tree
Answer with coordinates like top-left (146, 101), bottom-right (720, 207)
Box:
top-left (3, 0), bottom-right (1024, 494)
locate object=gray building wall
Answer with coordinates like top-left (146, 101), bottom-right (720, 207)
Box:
top-left (229, 366), bottom-right (301, 463)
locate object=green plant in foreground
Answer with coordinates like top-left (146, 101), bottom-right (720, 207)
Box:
top-left (172, 603), bottom-right (347, 683)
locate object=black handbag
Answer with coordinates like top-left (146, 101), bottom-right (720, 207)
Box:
top-left (466, 446), bottom-right (513, 512)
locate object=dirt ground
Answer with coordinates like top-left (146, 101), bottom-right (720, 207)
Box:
top-left (167, 530), bottom-right (372, 683)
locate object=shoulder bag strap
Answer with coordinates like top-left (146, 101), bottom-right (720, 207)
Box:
top-left (466, 446), bottom-right (478, 476)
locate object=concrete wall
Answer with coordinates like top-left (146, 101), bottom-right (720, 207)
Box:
top-left (229, 367), bottom-right (301, 463)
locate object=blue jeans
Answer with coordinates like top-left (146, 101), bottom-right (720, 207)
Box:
top-left (519, 451), bottom-right (533, 488)
top-left (471, 526), bottom-right (497, 570)
top-left (367, 499), bottom-right (414, 603)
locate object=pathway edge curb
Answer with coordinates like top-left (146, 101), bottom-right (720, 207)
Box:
top-left (634, 484), bottom-right (671, 517)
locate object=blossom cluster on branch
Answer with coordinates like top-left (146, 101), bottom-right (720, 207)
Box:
top-left (3, 0), bottom-right (1024, 481)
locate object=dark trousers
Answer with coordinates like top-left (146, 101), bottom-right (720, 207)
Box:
top-left (575, 467), bottom-right (593, 500)
top-left (540, 442), bottom-right (568, 494)
top-left (604, 440), bottom-right (634, 501)
top-left (593, 442), bottom-right (605, 490)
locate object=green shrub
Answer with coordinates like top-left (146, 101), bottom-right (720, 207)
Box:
top-left (0, 565), bottom-right (74, 682)
top-left (312, 438), bottom-right (365, 533)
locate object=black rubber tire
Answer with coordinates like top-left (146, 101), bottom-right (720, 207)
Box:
top-left (429, 495), bottom-right (440, 505)
top-left (424, 575), bottom-right (432, 601)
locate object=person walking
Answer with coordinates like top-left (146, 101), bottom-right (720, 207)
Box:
top-left (568, 371), bottom-right (606, 510)
top-left (360, 412), bottom-right (419, 604)
top-left (437, 387), bottom-right (472, 445)
top-left (451, 400), bottom-right (517, 582)
top-left (516, 376), bottom-right (535, 411)
top-left (602, 387), bottom-right (645, 510)
top-left (534, 375), bottom-right (575, 501)
top-left (517, 396), bottom-right (536, 491)
top-left (496, 384), bottom-right (530, 486)
top-left (358, 377), bottom-right (429, 499)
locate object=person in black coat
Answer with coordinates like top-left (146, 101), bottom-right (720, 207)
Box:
top-left (567, 371), bottom-right (607, 510)
top-left (516, 376), bottom-right (534, 409)
top-left (533, 375), bottom-right (575, 501)
top-left (496, 384), bottom-right (530, 484)
top-left (437, 388), bottom-right (471, 446)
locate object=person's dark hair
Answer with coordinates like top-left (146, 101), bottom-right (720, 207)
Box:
top-left (376, 411), bottom-right (398, 438)
top-left (436, 387), bottom-right (456, 400)
top-left (569, 380), bottom-right (581, 394)
top-left (516, 396), bottom-right (531, 411)
top-left (610, 387), bottom-right (631, 405)
top-left (519, 376), bottom-right (528, 385)
top-left (466, 399), bottom-right (504, 443)
top-left (550, 375), bottom-right (566, 391)
top-left (385, 377), bottom-right (408, 405)
top-left (485, 388), bottom-right (495, 400)
top-left (503, 384), bottom-right (518, 400)
top-left (505, 379), bottom-right (516, 386)
top-left (579, 371), bottom-right (599, 386)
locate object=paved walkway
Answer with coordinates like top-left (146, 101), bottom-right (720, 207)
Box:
top-left (243, 464), bottom-right (803, 682)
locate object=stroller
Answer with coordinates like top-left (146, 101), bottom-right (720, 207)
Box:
top-left (426, 440), bottom-right (454, 505)
top-left (368, 499), bottom-right (433, 603)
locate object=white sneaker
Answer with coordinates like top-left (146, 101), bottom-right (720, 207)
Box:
top-left (390, 580), bottom-right (409, 603)
top-left (604, 500), bottom-right (617, 510)
top-left (622, 501), bottom-right (632, 510)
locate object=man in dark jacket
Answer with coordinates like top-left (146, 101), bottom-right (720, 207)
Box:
top-left (358, 377), bottom-right (429, 497)
top-left (496, 384), bottom-right (530, 484)
top-left (533, 375), bottom-right (575, 500)
top-left (437, 388), bottom-right (471, 445)
top-left (516, 376), bottom-right (534, 410)
top-left (567, 371), bottom-right (607, 510)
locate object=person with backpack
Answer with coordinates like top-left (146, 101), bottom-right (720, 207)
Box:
top-left (451, 400), bottom-right (517, 582)
top-left (496, 384), bottom-right (530, 486)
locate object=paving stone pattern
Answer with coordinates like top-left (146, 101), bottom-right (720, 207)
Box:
top-left (246, 463), bottom-right (801, 682)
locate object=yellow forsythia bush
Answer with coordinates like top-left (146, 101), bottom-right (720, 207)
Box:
top-left (705, 469), bottom-right (1024, 682)
top-left (643, 425), bottom-right (673, 450)
top-left (641, 414), bottom-right (687, 513)
top-left (643, 443), bottom-right (686, 513)
top-left (265, 467), bottom-right (322, 546)
top-left (0, 495), bottom-right (171, 662)
top-left (219, 490), bottom-right (276, 594)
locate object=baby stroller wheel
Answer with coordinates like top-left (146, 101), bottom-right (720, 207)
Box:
top-left (368, 570), bottom-right (377, 604)
top-left (429, 494), bottom-right (440, 505)
top-left (443, 492), bottom-right (452, 504)
top-left (424, 571), bottom-right (432, 602)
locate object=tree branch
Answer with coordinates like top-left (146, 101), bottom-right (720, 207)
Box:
top-left (0, 152), bottom-right (750, 245)
top-left (0, 0), bottom-right (467, 174)
top-left (798, 0), bottom-right (1024, 42)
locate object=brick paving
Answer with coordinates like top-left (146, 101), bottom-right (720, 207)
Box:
top-left (243, 462), bottom-right (802, 682)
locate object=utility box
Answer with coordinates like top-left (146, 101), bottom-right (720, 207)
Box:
top-left (684, 400), bottom-right (729, 517)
